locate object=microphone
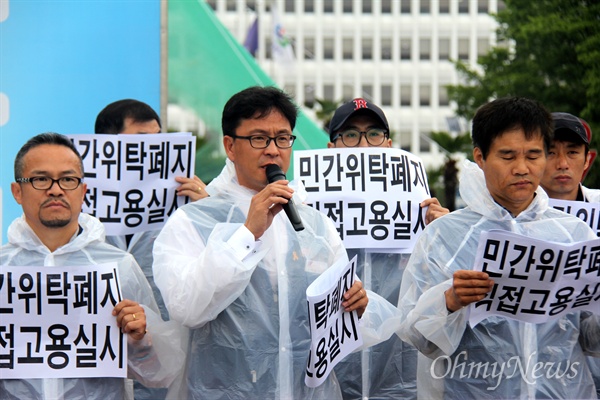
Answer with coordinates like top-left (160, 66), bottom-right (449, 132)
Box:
top-left (265, 164), bottom-right (305, 232)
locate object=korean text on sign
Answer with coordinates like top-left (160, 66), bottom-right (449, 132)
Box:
top-left (68, 133), bottom-right (196, 236)
top-left (294, 148), bottom-right (430, 252)
top-left (469, 230), bottom-right (600, 327)
top-left (0, 263), bottom-right (126, 379)
top-left (549, 198), bottom-right (600, 237)
top-left (305, 256), bottom-right (362, 388)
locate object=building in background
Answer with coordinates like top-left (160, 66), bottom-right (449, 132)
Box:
top-left (205, 0), bottom-right (503, 167)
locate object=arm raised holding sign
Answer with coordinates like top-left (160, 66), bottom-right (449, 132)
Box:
top-left (421, 197), bottom-right (450, 225)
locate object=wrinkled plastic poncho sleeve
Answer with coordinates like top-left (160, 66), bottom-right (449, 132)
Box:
top-left (152, 209), bottom-right (269, 329)
top-left (0, 214), bottom-right (185, 399)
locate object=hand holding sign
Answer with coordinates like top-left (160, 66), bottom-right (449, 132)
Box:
top-left (342, 280), bottom-right (368, 317)
top-left (113, 299), bottom-right (147, 341)
top-left (445, 270), bottom-right (494, 313)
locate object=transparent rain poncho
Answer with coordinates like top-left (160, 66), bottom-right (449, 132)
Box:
top-left (334, 250), bottom-right (417, 399)
top-left (105, 230), bottom-right (167, 320)
top-left (398, 161), bottom-right (600, 399)
top-left (153, 160), bottom-right (401, 400)
top-left (0, 213), bottom-right (185, 400)
top-left (105, 230), bottom-right (174, 400)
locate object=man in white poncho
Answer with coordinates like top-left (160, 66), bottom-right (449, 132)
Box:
top-left (93, 99), bottom-right (202, 400)
top-left (94, 98), bottom-right (209, 320)
top-left (1, 133), bottom-right (183, 399)
top-left (397, 97), bottom-right (600, 399)
top-left (327, 98), bottom-right (449, 400)
top-left (540, 112), bottom-right (600, 398)
top-left (153, 86), bottom-right (398, 399)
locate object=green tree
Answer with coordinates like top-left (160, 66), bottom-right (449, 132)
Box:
top-left (311, 98), bottom-right (342, 131)
top-left (447, 0), bottom-right (600, 188)
top-left (194, 132), bottom-right (227, 184)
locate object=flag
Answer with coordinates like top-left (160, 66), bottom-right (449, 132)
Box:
top-left (271, 5), bottom-right (295, 65)
top-left (243, 17), bottom-right (258, 57)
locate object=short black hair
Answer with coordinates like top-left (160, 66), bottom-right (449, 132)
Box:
top-left (94, 99), bottom-right (161, 134)
top-left (472, 97), bottom-right (553, 159)
top-left (14, 133), bottom-right (83, 180)
top-left (221, 86), bottom-right (298, 137)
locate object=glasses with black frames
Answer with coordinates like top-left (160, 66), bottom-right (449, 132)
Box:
top-left (332, 128), bottom-right (389, 147)
top-left (16, 176), bottom-right (83, 191)
top-left (231, 134), bottom-right (296, 149)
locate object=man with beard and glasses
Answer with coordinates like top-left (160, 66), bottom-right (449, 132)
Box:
top-left (1, 132), bottom-right (183, 399)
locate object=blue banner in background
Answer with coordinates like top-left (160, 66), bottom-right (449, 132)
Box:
top-left (0, 0), bottom-right (161, 243)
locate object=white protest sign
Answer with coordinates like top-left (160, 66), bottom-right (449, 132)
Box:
top-left (549, 198), bottom-right (600, 237)
top-left (68, 133), bottom-right (196, 236)
top-left (294, 148), bottom-right (431, 251)
top-left (305, 256), bottom-right (362, 388)
top-left (0, 263), bottom-right (126, 379)
top-left (469, 230), bottom-right (600, 328)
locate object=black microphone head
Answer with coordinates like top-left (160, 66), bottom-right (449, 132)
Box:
top-left (264, 163), bottom-right (305, 231)
top-left (266, 164), bottom-right (286, 183)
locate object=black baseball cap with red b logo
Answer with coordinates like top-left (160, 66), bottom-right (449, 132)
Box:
top-left (329, 98), bottom-right (389, 142)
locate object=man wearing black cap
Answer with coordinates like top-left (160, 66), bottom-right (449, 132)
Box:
top-left (541, 114), bottom-right (600, 397)
top-left (328, 98), bottom-right (392, 148)
top-left (328, 98), bottom-right (448, 399)
top-left (328, 98), bottom-right (448, 220)
top-left (540, 112), bottom-right (599, 202)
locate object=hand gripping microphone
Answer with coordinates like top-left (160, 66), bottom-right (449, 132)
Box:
top-left (265, 164), bottom-right (305, 232)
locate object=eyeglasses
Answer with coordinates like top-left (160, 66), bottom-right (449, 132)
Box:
top-left (332, 128), bottom-right (389, 147)
top-left (16, 176), bottom-right (83, 191)
top-left (231, 134), bottom-right (296, 149)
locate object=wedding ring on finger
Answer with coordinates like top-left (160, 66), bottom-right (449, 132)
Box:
top-left (132, 313), bottom-right (137, 321)
top-left (197, 186), bottom-right (202, 193)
